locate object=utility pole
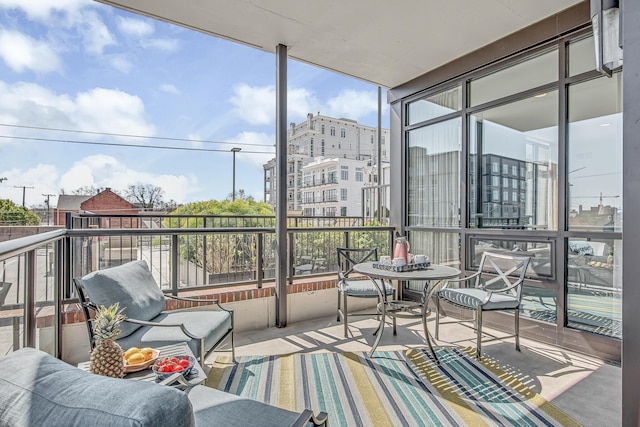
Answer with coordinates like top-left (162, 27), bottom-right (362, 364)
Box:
top-left (231, 147), bottom-right (241, 201)
top-left (14, 185), bottom-right (34, 207)
top-left (42, 193), bottom-right (56, 225)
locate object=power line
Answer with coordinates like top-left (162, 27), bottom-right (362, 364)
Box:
top-left (0, 123), bottom-right (271, 148)
top-left (0, 135), bottom-right (275, 155)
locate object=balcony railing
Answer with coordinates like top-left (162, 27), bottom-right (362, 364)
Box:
top-left (0, 214), bottom-right (394, 359)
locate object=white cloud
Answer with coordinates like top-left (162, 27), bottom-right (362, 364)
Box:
top-left (142, 38), bottom-right (179, 52)
top-left (325, 89), bottom-right (384, 121)
top-left (74, 87), bottom-right (155, 136)
top-left (0, 0), bottom-right (91, 20)
top-left (110, 55), bottom-right (133, 73)
top-left (116, 16), bottom-right (154, 38)
top-left (229, 85), bottom-right (319, 126)
top-left (0, 1), bottom-right (116, 56)
top-left (160, 83), bottom-right (181, 95)
top-left (229, 131), bottom-right (275, 169)
top-left (0, 163), bottom-right (59, 207)
top-left (0, 155), bottom-right (199, 207)
top-left (0, 30), bottom-right (62, 74)
top-left (58, 154), bottom-right (198, 204)
top-left (229, 84), bottom-right (380, 126)
top-left (0, 80), bottom-right (155, 138)
top-left (79, 10), bottom-right (116, 54)
top-left (230, 84), bottom-right (274, 126)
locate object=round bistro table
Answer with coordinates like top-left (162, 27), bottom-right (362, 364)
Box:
top-left (353, 262), bottom-right (461, 361)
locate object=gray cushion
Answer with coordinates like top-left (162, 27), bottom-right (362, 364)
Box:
top-left (117, 309), bottom-right (233, 358)
top-left (339, 278), bottom-right (394, 297)
top-left (186, 385), bottom-right (301, 427)
top-left (438, 288), bottom-right (519, 310)
top-left (0, 347), bottom-right (195, 427)
top-left (77, 260), bottom-right (166, 338)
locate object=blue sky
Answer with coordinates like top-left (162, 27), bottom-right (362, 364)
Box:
top-left (0, 0), bottom-right (389, 208)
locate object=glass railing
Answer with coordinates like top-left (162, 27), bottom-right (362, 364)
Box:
top-left (0, 215), bottom-right (394, 358)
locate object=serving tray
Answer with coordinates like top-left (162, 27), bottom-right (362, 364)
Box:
top-left (372, 262), bottom-right (431, 272)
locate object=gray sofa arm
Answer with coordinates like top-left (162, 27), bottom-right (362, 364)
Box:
top-left (186, 385), bottom-right (328, 427)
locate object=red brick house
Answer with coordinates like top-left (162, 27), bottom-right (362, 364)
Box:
top-left (54, 188), bottom-right (138, 226)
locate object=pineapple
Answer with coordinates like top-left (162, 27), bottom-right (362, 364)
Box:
top-left (89, 303), bottom-right (126, 378)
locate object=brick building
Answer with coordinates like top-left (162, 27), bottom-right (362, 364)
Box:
top-left (54, 188), bottom-right (138, 226)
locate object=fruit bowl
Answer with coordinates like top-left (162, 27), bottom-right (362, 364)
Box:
top-left (123, 348), bottom-right (159, 373)
top-left (152, 355), bottom-right (196, 380)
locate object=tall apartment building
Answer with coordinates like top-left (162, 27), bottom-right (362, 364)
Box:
top-left (263, 113), bottom-right (390, 213)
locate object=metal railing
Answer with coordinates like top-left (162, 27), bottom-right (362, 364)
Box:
top-left (0, 215), bottom-right (394, 358)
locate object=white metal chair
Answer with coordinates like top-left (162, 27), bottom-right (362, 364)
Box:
top-left (434, 252), bottom-right (531, 358)
top-left (336, 247), bottom-right (395, 338)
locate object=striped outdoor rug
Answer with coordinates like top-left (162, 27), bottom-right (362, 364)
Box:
top-left (208, 348), bottom-right (579, 426)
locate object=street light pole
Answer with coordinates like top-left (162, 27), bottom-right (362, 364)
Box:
top-left (231, 147), bottom-right (241, 201)
top-left (43, 193), bottom-right (56, 225)
top-left (14, 185), bottom-right (34, 207)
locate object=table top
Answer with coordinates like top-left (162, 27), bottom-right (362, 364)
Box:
top-left (353, 262), bottom-right (461, 281)
top-left (78, 342), bottom-right (207, 388)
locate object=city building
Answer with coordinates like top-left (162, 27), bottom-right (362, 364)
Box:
top-left (54, 188), bottom-right (138, 226)
top-left (263, 113), bottom-right (389, 212)
top-left (299, 157), bottom-right (378, 217)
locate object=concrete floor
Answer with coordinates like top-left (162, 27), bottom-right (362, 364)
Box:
top-left (209, 311), bottom-right (621, 426)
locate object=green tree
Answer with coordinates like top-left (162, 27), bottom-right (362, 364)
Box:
top-left (0, 199), bottom-right (40, 225)
top-left (165, 199), bottom-right (274, 276)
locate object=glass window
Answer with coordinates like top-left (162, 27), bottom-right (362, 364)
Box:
top-left (568, 74), bottom-right (622, 232)
top-left (330, 126), bottom-right (336, 136)
top-left (340, 128), bottom-right (346, 138)
top-left (407, 118), bottom-right (461, 227)
top-left (406, 231), bottom-right (461, 293)
top-left (355, 169), bottom-right (363, 182)
top-left (407, 85), bottom-right (462, 125)
top-left (567, 238), bottom-right (621, 338)
top-left (340, 166), bottom-right (348, 180)
top-left (340, 188), bottom-right (347, 201)
top-left (470, 48), bottom-right (558, 107)
top-left (568, 35), bottom-right (595, 77)
top-left (470, 238), bottom-right (552, 279)
top-left (469, 92), bottom-right (559, 230)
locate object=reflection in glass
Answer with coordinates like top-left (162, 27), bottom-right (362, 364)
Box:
top-left (408, 118), bottom-right (461, 227)
top-left (469, 238), bottom-right (552, 278)
top-left (568, 74), bottom-right (622, 232)
top-left (407, 86), bottom-right (462, 125)
top-left (407, 231), bottom-right (461, 294)
top-left (566, 238), bottom-right (621, 338)
top-left (469, 93), bottom-right (558, 230)
top-left (567, 35), bottom-right (595, 77)
top-left (470, 48), bottom-right (558, 107)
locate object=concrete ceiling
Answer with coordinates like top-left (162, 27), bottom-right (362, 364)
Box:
top-left (95, 0), bottom-right (584, 89)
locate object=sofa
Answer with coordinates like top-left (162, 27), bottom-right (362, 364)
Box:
top-left (0, 348), bottom-right (327, 427)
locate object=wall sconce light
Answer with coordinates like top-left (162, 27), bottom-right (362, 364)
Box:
top-left (591, 0), bottom-right (623, 77)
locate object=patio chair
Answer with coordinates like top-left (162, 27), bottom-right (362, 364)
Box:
top-left (434, 252), bottom-right (531, 358)
top-left (74, 260), bottom-right (235, 367)
top-left (336, 247), bottom-right (395, 338)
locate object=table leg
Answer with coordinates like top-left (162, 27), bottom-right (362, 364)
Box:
top-left (368, 277), bottom-right (387, 357)
top-left (421, 280), bottom-right (441, 363)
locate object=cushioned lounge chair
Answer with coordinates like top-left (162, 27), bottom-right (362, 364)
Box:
top-left (74, 259), bottom-right (234, 366)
